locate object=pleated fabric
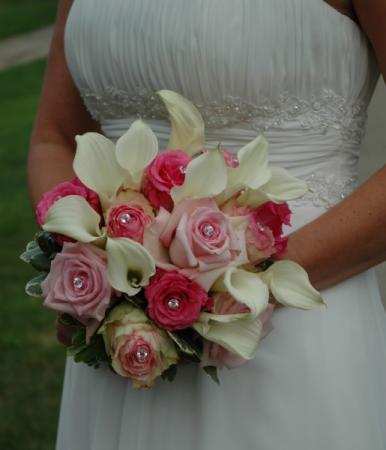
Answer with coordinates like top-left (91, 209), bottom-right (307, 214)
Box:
top-left (57, 1), bottom-right (386, 449)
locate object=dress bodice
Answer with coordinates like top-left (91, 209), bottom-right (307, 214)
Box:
top-left (64, 0), bottom-right (380, 210)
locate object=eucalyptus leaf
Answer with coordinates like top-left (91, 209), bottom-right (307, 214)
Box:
top-left (203, 366), bottom-right (220, 385)
top-left (20, 240), bottom-right (41, 263)
top-left (36, 231), bottom-right (61, 255)
top-left (29, 251), bottom-right (52, 272)
top-left (25, 273), bottom-right (47, 298)
top-left (122, 293), bottom-right (147, 310)
top-left (167, 330), bottom-right (202, 360)
top-left (161, 364), bottom-right (178, 382)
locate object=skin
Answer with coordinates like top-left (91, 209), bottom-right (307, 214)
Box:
top-left (28, 0), bottom-right (386, 323)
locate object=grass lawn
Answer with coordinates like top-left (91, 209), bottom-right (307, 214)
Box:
top-left (0, 0), bottom-right (58, 40)
top-left (0, 59), bottom-right (65, 450)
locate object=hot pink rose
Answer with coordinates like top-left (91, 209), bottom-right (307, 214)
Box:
top-left (200, 293), bottom-right (274, 369)
top-left (143, 150), bottom-right (192, 211)
top-left (41, 242), bottom-right (112, 330)
top-left (106, 203), bottom-right (153, 243)
top-left (144, 269), bottom-right (210, 331)
top-left (251, 201), bottom-right (291, 257)
top-left (166, 199), bottom-right (245, 271)
top-left (36, 177), bottom-right (101, 225)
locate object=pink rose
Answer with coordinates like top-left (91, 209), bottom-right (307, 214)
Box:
top-left (166, 199), bottom-right (245, 271)
top-left (245, 219), bottom-right (277, 263)
top-left (36, 177), bottom-right (101, 225)
top-left (251, 201), bottom-right (291, 257)
top-left (143, 150), bottom-right (192, 211)
top-left (200, 293), bottom-right (274, 369)
top-left (100, 304), bottom-right (178, 388)
top-left (106, 202), bottom-right (153, 243)
top-left (144, 269), bottom-right (210, 331)
top-left (41, 242), bottom-right (112, 330)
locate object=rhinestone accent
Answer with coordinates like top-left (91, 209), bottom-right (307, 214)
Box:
top-left (119, 212), bottom-right (132, 224)
top-left (202, 224), bottom-right (215, 237)
top-left (135, 346), bottom-right (150, 362)
top-left (81, 87), bottom-right (367, 145)
top-left (167, 298), bottom-right (180, 309)
top-left (289, 172), bottom-right (358, 209)
top-left (72, 276), bottom-right (84, 290)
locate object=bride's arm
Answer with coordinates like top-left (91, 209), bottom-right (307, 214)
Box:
top-left (27, 0), bottom-right (101, 208)
top-left (281, 0), bottom-right (386, 291)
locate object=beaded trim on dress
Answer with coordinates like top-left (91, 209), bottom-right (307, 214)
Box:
top-left (81, 87), bottom-right (367, 145)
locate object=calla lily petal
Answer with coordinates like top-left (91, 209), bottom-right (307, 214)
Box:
top-left (116, 119), bottom-right (159, 189)
top-left (226, 134), bottom-right (271, 198)
top-left (42, 195), bottom-right (103, 243)
top-left (193, 313), bottom-right (262, 360)
top-left (239, 167), bottom-right (308, 207)
top-left (106, 237), bottom-right (156, 296)
top-left (74, 133), bottom-right (125, 202)
top-left (221, 267), bottom-right (270, 318)
top-left (260, 260), bottom-right (326, 309)
top-left (156, 90), bottom-right (205, 156)
top-left (171, 148), bottom-right (227, 204)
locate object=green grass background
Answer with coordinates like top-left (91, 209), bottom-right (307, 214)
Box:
top-left (0, 3), bottom-right (63, 448)
top-left (0, 1), bottom-right (57, 39)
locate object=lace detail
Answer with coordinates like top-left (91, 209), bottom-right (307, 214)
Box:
top-left (289, 172), bottom-right (358, 209)
top-left (81, 86), bottom-right (367, 144)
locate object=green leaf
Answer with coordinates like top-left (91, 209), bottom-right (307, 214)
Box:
top-left (122, 293), bottom-right (147, 310)
top-left (58, 313), bottom-right (82, 328)
top-left (68, 327), bottom-right (109, 367)
top-left (20, 237), bottom-right (53, 271)
top-left (25, 273), bottom-right (47, 298)
top-left (166, 329), bottom-right (202, 360)
top-left (203, 366), bottom-right (221, 385)
top-left (161, 364), bottom-right (178, 382)
top-left (256, 258), bottom-right (275, 272)
top-left (36, 230), bottom-right (61, 255)
top-left (20, 240), bottom-right (41, 263)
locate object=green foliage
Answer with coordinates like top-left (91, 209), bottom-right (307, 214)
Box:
top-left (161, 364), bottom-right (178, 383)
top-left (25, 272), bottom-right (47, 297)
top-left (68, 328), bottom-right (109, 367)
top-left (203, 366), bottom-right (221, 385)
top-left (167, 328), bottom-right (203, 361)
top-left (0, 0), bottom-right (58, 40)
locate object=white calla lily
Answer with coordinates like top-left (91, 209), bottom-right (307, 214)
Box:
top-left (193, 313), bottom-right (263, 360)
top-left (106, 238), bottom-right (156, 296)
top-left (42, 195), bottom-right (104, 243)
top-left (220, 135), bottom-right (271, 203)
top-left (192, 267), bottom-right (269, 359)
top-left (259, 260), bottom-right (326, 309)
top-left (116, 119), bottom-right (159, 189)
top-left (171, 147), bottom-right (227, 204)
top-left (156, 90), bottom-right (205, 156)
top-left (222, 267), bottom-right (270, 317)
top-left (239, 166), bottom-right (308, 207)
top-left (74, 133), bottom-right (125, 203)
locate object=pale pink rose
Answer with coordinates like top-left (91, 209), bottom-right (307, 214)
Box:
top-left (36, 177), bottom-right (101, 225)
top-left (101, 304), bottom-right (179, 388)
top-left (143, 150), bottom-right (192, 211)
top-left (220, 149), bottom-right (239, 168)
top-left (41, 242), bottom-right (112, 330)
top-left (166, 199), bottom-right (244, 271)
top-left (200, 293), bottom-right (274, 369)
top-left (142, 199), bottom-right (249, 291)
top-left (106, 202), bottom-right (153, 243)
top-left (144, 269), bottom-right (210, 331)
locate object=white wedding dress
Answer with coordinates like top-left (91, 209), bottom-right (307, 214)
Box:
top-left (57, 1), bottom-right (386, 449)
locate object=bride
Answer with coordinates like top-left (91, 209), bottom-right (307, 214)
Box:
top-left (28, 0), bottom-right (386, 449)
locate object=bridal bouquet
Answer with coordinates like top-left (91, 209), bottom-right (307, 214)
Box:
top-left (21, 90), bottom-right (324, 388)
